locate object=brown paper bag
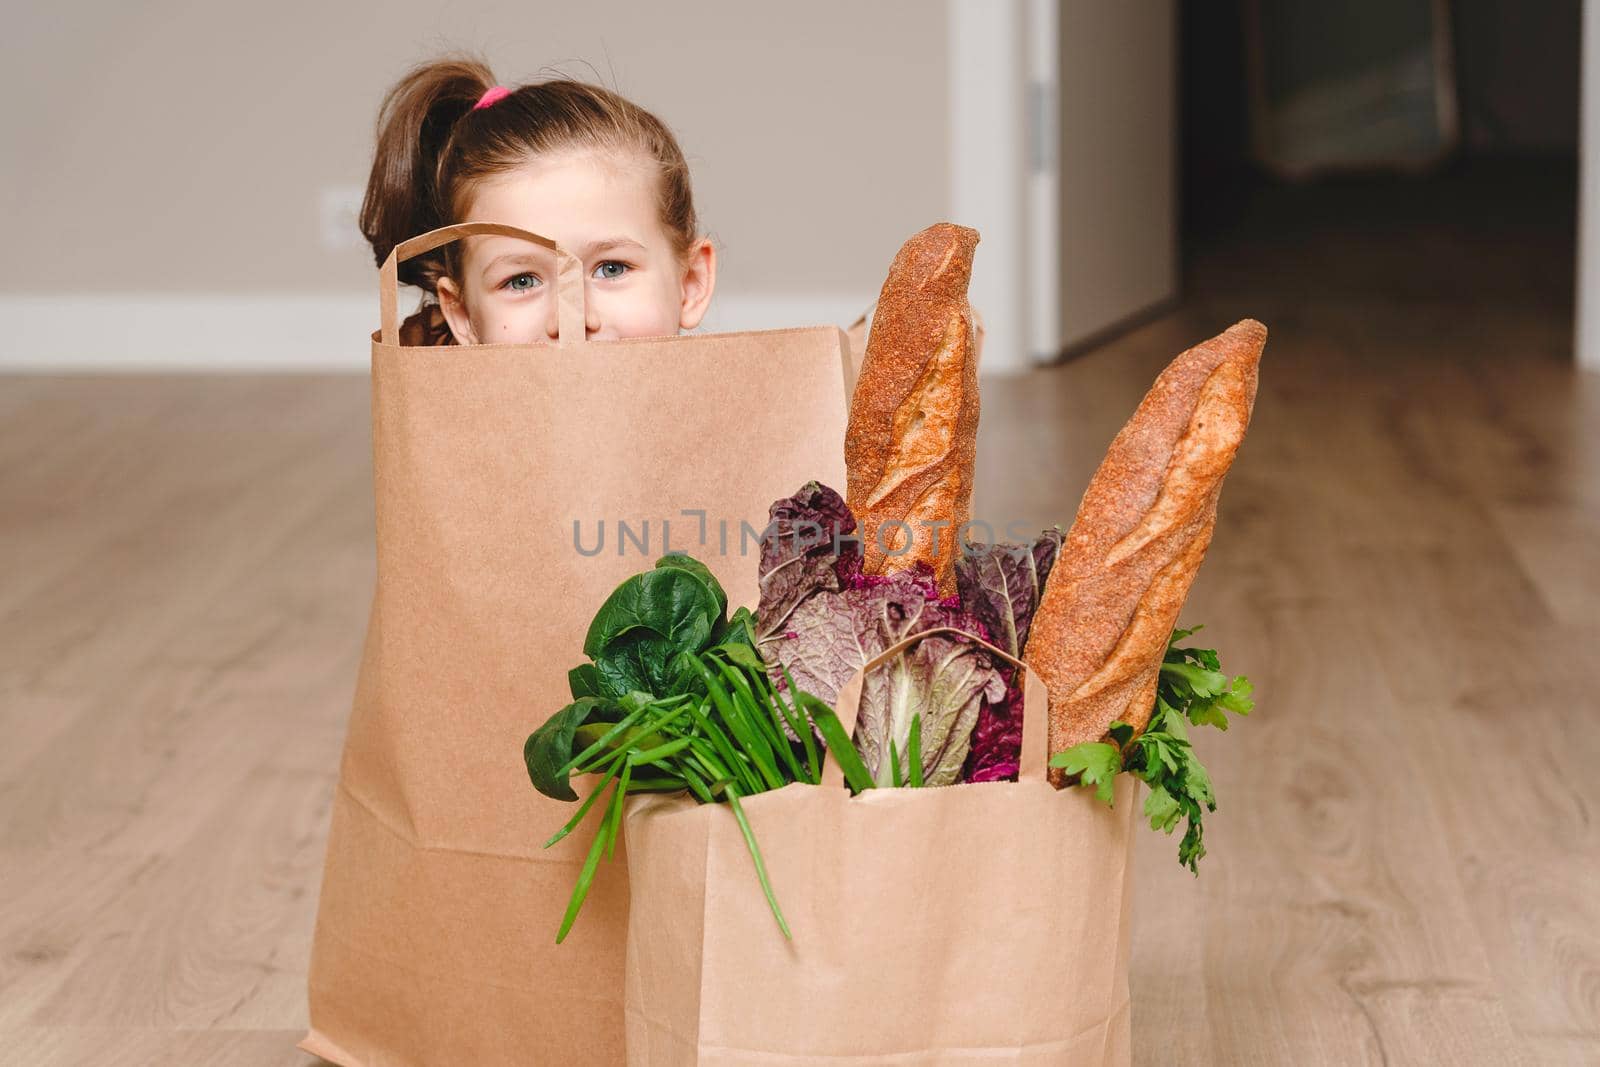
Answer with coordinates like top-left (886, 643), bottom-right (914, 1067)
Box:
top-left (622, 626), bottom-right (1138, 1067)
top-left (300, 221), bottom-right (854, 1067)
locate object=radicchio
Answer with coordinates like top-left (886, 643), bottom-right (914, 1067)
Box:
top-left (760, 557), bottom-right (1004, 786)
top-left (754, 483), bottom-right (1008, 785)
top-left (955, 528), bottom-right (1065, 783)
top-left (754, 480), bottom-right (860, 643)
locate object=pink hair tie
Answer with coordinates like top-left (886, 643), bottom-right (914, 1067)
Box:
top-left (473, 85), bottom-right (512, 110)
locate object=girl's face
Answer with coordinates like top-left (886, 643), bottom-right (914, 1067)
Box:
top-left (436, 149), bottom-right (715, 344)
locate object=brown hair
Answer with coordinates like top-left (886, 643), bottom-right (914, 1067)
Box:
top-left (359, 52), bottom-right (699, 343)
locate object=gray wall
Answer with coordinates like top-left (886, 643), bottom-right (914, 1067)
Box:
top-left (2, 1), bottom-right (949, 306)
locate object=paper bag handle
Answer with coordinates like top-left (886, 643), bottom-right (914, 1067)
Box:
top-left (378, 220), bottom-right (586, 346)
top-left (819, 625), bottom-right (1048, 789)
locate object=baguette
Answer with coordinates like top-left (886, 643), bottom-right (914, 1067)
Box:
top-left (844, 223), bottom-right (982, 597)
top-left (1022, 319), bottom-right (1267, 785)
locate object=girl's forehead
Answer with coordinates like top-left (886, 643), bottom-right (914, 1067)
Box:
top-left (462, 150), bottom-right (663, 258)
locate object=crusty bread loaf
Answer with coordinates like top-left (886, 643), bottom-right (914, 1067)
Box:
top-left (1022, 319), bottom-right (1267, 785)
top-left (844, 223), bottom-right (982, 597)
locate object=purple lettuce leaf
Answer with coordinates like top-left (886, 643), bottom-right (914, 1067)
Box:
top-left (858, 626), bottom-right (1007, 786)
top-left (754, 481), bottom-right (860, 643)
top-left (955, 527), bottom-right (1065, 783)
top-left (953, 526), bottom-right (1064, 659)
top-left (962, 670), bottom-right (1025, 783)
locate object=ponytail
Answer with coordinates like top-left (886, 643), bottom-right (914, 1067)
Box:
top-left (359, 52), bottom-right (495, 293)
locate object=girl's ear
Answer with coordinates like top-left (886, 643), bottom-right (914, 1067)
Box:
top-left (678, 238), bottom-right (717, 331)
top-left (437, 275), bottom-right (481, 345)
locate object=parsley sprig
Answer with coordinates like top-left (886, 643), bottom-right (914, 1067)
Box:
top-left (1048, 625), bottom-right (1254, 874)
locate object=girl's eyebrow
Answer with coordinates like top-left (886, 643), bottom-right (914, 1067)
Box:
top-left (580, 236), bottom-right (645, 256)
top-left (482, 251), bottom-right (545, 278)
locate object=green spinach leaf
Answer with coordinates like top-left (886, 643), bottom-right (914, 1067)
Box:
top-left (525, 696), bottom-right (614, 802)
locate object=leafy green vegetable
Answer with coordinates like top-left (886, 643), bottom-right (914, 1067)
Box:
top-left (792, 692), bottom-right (876, 793)
top-left (1161, 624), bottom-right (1255, 731)
top-left (754, 484), bottom-right (1060, 787)
top-left (1049, 624), bottom-right (1254, 874)
top-left (526, 554), bottom-right (874, 945)
top-left (523, 697), bottom-right (617, 802)
top-left (582, 560), bottom-right (726, 698)
top-left (567, 663), bottom-right (603, 700)
top-left (956, 529), bottom-right (1065, 783)
top-left (1051, 741), bottom-right (1120, 805)
top-left (756, 557), bottom-right (1005, 787)
top-left (953, 527), bottom-right (1063, 660)
top-left (753, 481), bottom-right (859, 644)
top-left (857, 623), bottom-right (1006, 787)
top-left (654, 552), bottom-right (729, 618)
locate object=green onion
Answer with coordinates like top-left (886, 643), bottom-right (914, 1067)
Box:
top-left (630, 736), bottom-right (693, 767)
top-left (605, 757), bottom-right (632, 860)
top-left (726, 788), bottom-right (790, 940)
top-left (777, 664), bottom-right (820, 782)
top-left (555, 776), bottom-right (620, 944)
top-left (794, 694), bottom-right (876, 793)
top-left (543, 759), bottom-right (623, 849)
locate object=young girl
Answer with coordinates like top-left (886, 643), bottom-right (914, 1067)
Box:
top-left (360, 55), bottom-right (716, 345)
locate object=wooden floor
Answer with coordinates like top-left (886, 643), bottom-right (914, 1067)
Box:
top-left (4, 162), bottom-right (1598, 1064)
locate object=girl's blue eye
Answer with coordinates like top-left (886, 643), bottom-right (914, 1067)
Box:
top-left (504, 272), bottom-right (541, 291)
top-left (594, 260), bottom-right (630, 280)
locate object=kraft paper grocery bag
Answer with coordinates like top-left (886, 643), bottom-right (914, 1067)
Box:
top-left (300, 221), bottom-right (853, 1067)
top-left (622, 627), bottom-right (1138, 1067)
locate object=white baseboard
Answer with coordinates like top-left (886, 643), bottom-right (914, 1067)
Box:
top-left (0, 291), bottom-right (875, 373)
top-left (0, 290), bottom-right (1045, 376)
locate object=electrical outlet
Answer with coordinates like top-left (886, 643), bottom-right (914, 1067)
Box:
top-left (319, 185), bottom-right (366, 251)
